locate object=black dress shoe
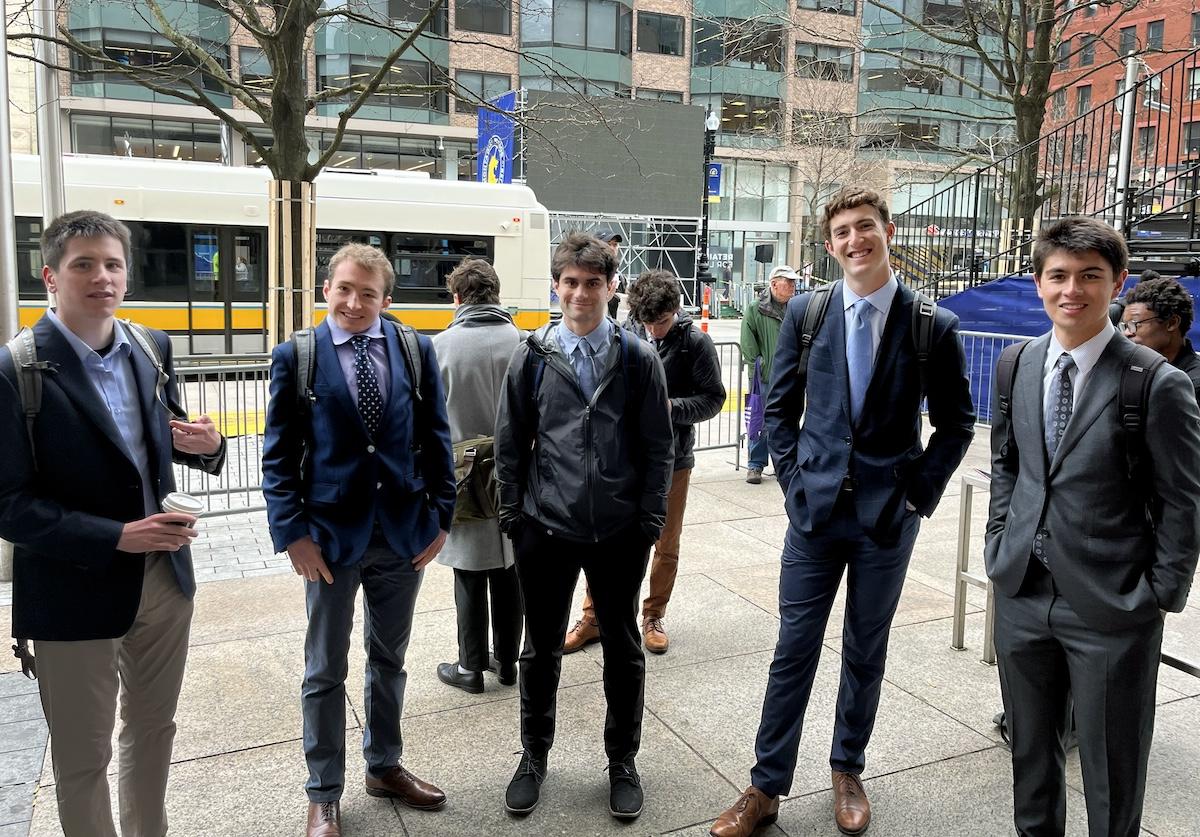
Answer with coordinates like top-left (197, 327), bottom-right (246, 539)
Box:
top-left (608, 758), bottom-right (643, 820)
top-left (505, 751), bottom-right (547, 815)
top-left (489, 656), bottom-right (518, 686)
top-left (437, 662), bottom-right (484, 694)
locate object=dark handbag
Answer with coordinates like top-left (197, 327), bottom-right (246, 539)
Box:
top-left (744, 358), bottom-right (765, 442)
top-left (452, 436), bottom-right (500, 523)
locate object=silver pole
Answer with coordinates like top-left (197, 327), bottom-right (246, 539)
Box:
top-left (0, 15), bottom-right (18, 583)
top-left (1113, 57), bottom-right (1139, 233)
top-left (35, 0), bottom-right (66, 224)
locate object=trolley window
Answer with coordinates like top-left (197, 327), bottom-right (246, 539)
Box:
top-left (15, 217), bottom-right (44, 299)
top-left (389, 233), bottom-right (493, 304)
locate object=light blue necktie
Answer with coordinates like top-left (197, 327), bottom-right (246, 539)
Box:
top-left (847, 298), bottom-right (873, 423)
top-left (573, 339), bottom-right (598, 401)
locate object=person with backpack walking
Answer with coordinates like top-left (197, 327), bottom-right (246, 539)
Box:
top-left (985, 218), bottom-right (1200, 837)
top-left (0, 210), bottom-right (226, 837)
top-left (563, 268), bottom-right (725, 655)
top-left (261, 243), bottom-right (456, 837)
top-left (494, 232), bottom-right (674, 821)
top-left (740, 265), bottom-right (796, 483)
top-left (431, 258), bottom-right (523, 694)
top-left (710, 188), bottom-right (975, 837)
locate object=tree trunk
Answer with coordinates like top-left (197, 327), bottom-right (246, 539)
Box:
top-left (1011, 96), bottom-right (1048, 239)
top-left (267, 179), bottom-right (317, 348)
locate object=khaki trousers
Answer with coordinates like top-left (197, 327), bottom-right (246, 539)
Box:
top-left (35, 554), bottom-right (193, 837)
top-left (583, 467), bottom-right (692, 622)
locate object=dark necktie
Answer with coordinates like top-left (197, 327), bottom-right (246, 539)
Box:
top-left (1044, 352), bottom-right (1075, 461)
top-left (351, 334), bottom-right (383, 437)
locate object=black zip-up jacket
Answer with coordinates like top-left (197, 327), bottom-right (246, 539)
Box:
top-left (623, 312), bottom-right (726, 471)
top-left (495, 322), bottom-right (674, 543)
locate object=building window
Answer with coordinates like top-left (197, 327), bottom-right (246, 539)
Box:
top-left (693, 93), bottom-right (783, 137)
top-left (388, 0), bottom-right (449, 35)
top-left (795, 42), bottom-right (853, 82)
top-left (520, 75), bottom-right (629, 96)
top-left (796, 0), bottom-right (855, 15)
top-left (1189, 68), bottom-right (1200, 101)
top-left (1137, 125), bottom-right (1156, 159)
top-left (1055, 39), bottom-right (1070, 71)
top-left (238, 46), bottom-right (274, 93)
top-left (454, 70), bottom-right (511, 113)
top-left (1079, 35), bottom-right (1095, 66)
top-left (792, 110), bottom-right (851, 145)
top-left (70, 113), bottom-right (223, 163)
top-left (520, 0), bottom-right (632, 54)
top-left (1070, 134), bottom-right (1088, 164)
top-left (1184, 123), bottom-right (1200, 155)
top-left (1083, 1), bottom-right (1095, 17)
top-left (693, 18), bottom-right (783, 71)
top-left (1119, 26), bottom-right (1136, 56)
top-left (1193, 13), bottom-right (1200, 47)
top-left (635, 88), bottom-right (683, 101)
top-left (1147, 19), bottom-right (1164, 51)
top-left (636, 12), bottom-right (684, 55)
top-left (1075, 85), bottom-right (1091, 116)
top-left (317, 56), bottom-right (448, 113)
top-left (1052, 88), bottom-right (1066, 118)
top-left (456, 0), bottom-right (511, 34)
top-left (69, 29), bottom-right (231, 98)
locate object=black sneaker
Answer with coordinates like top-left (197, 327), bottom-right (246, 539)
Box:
top-left (504, 751), bottom-right (547, 815)
top-left (489, 655), bottom-right (518, 686)
top-left (608, 758), bottom-right (643, 820)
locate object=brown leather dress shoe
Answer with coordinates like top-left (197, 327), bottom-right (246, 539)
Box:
top-left (563, 618), bottom-right (600, 653)
top-left (643, 617), bottom-right (669, 654)
top-left (307, 801), bottom-right (341, 837)
top-left (832, 770), bottom-right (870, 835)
top-left (365, 766), bottom-right (447, 811)
top-left (710, 786), bottom-right (779, 837)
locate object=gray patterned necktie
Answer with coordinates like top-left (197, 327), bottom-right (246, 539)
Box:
top-left (1045, 352), bottom-right (1075, 460)
top-left (351, 334), bottom-right (383, 437)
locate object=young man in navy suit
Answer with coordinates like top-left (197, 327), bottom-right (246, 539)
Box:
top-left (0, 210), bottom-right (225, 837)
top-left (262, 244), bottom-right (456, 837)
top-left (710, 188), bottom-right (975, 837)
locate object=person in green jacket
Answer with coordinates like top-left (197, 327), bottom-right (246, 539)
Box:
top-left (740, 265), bottom-right (797, 483)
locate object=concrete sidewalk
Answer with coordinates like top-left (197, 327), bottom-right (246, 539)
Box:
top-left (2, 436), bottom-right (1198, 836)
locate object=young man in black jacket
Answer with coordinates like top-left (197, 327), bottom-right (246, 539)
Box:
top-left (494, 233), bottom-right (674, 821)
top-left (564, 269), bottom-right (726, 654)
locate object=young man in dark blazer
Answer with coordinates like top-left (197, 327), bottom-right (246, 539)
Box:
top-left (710, 188), bottom-right (975, 837)
top-left (262, 243), bottom-right (456, 837)
top-left (0, 210), bottom-right (226, 837)
top-left (986, 218), bottom-right (1200, 837)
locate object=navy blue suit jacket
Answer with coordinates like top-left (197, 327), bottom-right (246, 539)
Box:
top-left (0, 315), bottom-right (225, 640)
top-left (766, 281), bottom-right (975, 544)
top-left (262, 320), bottom-right (456, 564)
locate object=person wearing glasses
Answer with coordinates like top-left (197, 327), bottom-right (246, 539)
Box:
top-left (1121, 275), bottom-right (1200, 402)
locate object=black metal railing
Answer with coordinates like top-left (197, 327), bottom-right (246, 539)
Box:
top-left (891, 47), bottom-right (1200, 298)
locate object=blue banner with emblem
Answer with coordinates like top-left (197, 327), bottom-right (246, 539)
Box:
top-left (706, 162), bottom-right (722, 203)
top-left (477, 91), bottom-right (517, 184)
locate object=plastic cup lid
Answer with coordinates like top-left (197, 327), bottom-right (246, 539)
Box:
top-left (162, 492), bottom-right (204, 515)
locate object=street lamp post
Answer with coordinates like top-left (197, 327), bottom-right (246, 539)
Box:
top-left (696, 108), bottom-right (719, 298)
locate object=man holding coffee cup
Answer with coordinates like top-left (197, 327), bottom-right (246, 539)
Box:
top-left (0, 210), bottom-right (225, 837)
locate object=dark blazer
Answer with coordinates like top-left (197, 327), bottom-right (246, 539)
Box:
top-left (985, 331), bottom-right (1200, 630)
top-left (0, 316), bottom-right (225, 641)
top-left (766, 281), bottom-right (975, 544)
top-left (262, 320), bottom-right (456, 564)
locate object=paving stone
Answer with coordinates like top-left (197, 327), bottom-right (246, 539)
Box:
top-left (0, 721), bottom-right (45, 757)
top-left (0, 748), bottom-right (45, 787)
top-left (0, 675), bottom-right (38, 702)
top-left (0, 782), bottom-right (35, 827)
top-left (0, 696), bottom-right (42, 726)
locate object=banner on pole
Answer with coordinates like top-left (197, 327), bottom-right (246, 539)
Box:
top-left (706, 163), bottom-right (722, 203)
top-left (477, 91), bottom-right (517, 184)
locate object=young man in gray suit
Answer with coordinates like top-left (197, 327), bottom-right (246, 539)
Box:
top-left (986, 217), bottom-right (1200, 837)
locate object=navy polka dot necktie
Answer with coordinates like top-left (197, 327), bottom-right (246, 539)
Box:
top-left (351, 334), bottom-right (383, 437)
top-left (1045, 352), bottom-right (1075, 461)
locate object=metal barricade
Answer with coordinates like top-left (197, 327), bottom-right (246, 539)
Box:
top-left (957, 330), bottom-right (1032, 425)
top-left (172, 361), bottom-right (271, 516)
top-left (693, 341), bottom-right (744, 468)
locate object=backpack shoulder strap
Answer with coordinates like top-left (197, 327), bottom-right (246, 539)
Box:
top-left (392, 321), bottom-right (424, 405)
top-left (995, 340), bottom-right (1028, 421)
top-left (5, 328), bottom-right (43, 461)
top-left (797, 285), bottom-right (834, 382)
top-left (121, 320), bottom-right (170, 411)
top-left (1120, 343), bottom-right (1166, 482)
top-left (910, 290), bottom-right (937, 399)
top-left (291, 328), bottom-right (317, 416)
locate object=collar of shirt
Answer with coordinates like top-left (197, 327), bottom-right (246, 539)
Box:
top-left (1045, 320), bottom-right (1114, 381)
top-left (327, 317), bottom-right (385, 346)
top-left (557, 318), bottom-right (613, 357)
top-left (46, 308), bottom-right (131, 364)
top-left (841, 273), bottom-right (899, 320)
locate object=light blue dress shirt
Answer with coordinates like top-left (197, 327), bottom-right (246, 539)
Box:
top-left (556, 318), bottom-right (613, 400)
top-left (46, 309), bottom-right (156, 516)
top-left (841, 273), bottom-right (898, 361)
top-left (327, 317), bottom-right (391, 407)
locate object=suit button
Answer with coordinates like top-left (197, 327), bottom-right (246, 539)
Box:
top-left (376, 482), bottom-right (383, 489)
top-left (367, 445), bottom-right (376, 453)
top-left (844, 437), bottom-right (851, 445)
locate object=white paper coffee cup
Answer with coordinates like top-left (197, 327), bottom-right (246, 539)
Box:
top-left (161, 492), bottom-right (204, 519)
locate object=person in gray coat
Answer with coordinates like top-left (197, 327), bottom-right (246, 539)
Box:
top-left (431, 259), bottom-right (524, 695)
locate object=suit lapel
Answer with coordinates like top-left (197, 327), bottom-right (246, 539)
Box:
top-left (315, 322), bottom-right (368, 437)
top-left (378, 320), bottom-right (406, 434)
top-left (128, 326), bottom-right (167, 477)
top-left (33, 317), bottom-right (133, 464)
top-left (824, 281), bottom-right (851, 424)
top-left (1015, 334), bottom-right (1049, 482)
top-left (1050, 332), bottom-right (1126, 475)
top-left (862, 283), bottom-right (908, 419)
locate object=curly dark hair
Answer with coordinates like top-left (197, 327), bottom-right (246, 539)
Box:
top-left (627, 269), bottom-right (682, 324)
top-left (1126, 276), bottom-right (1195, 334)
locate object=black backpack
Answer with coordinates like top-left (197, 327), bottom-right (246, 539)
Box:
top-left (995, 339), bottom-right (1164, 484)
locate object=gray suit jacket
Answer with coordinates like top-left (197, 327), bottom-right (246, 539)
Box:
top-left (984, 331), bottom-right (1200, 632)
